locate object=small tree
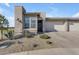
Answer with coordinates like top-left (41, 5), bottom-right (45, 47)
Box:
top-left (0, 14), bottom-right (9, 40)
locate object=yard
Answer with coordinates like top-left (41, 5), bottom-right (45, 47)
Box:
top-left (0, 32), bottom-right (79, 54)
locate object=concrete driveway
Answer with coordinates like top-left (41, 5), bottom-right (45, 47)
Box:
top-left (9, 32), bottom-right (79, 55)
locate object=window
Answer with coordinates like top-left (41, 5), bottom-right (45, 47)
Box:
top-left (24, 17), bottom-right (37, 28)
top-left (24, 17), bottom-right (30, 28)
top-left (31, 18), bottom-right (36, 28)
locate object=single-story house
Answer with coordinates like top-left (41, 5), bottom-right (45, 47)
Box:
top-left (14, 6), bottom-right (79, 35)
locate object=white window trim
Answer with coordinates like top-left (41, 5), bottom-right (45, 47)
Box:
top-left (30, 17), bottom-right (37, 28)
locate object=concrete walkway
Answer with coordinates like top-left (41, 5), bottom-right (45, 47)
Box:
top-left (9, 48), bottom-right (79, 55)
top-left (9, 32), bottom-right (79, 55)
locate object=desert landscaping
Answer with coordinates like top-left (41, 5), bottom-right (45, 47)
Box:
top-left (0, 32), bottom-right (79, 54)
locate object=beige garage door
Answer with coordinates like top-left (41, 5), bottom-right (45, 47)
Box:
top-left (45, 21), bottom-right (66, 32)
top-left (69, 21), bottom-right (79, 31)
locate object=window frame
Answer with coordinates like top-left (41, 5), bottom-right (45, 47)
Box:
top-left (24, 17), bottom-right (30, 28)
top-left (30, 17), bottom-right (37, 28)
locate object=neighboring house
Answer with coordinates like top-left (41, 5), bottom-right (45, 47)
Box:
top-left (14, 6), bottom-right (79, 35)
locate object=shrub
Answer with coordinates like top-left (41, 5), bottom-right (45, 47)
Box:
top-left (25, 31), bottom-right (35, 38)
top-left (33, 44), bottom-right (38, 48)
top-left (46, 41), bottom-right (52, 44)
top-left (40, 34), bottom-right (50, 39)
top-left (14, 34), bottom-right (23, 39)
top-left (17, 40), bottom-right (23, 44)
top-left (4, 30), bottom-right (14, 40)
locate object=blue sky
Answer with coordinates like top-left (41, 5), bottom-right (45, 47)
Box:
top-left (0, 3), bottom-right (79, 27)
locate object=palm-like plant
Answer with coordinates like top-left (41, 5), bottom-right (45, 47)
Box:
top-left (0, 14), bottom-right (9, 40)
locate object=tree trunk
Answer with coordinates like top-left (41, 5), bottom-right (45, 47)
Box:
top-left (1, 29), bottom-right (3, 40)
top-left (0, 30), bottom-right (1, 40)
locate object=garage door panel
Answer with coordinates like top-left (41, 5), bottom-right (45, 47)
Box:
top-left (70, 22), bottom-right (79, 31)
top-left (45, 21), bottom-right (66, 32)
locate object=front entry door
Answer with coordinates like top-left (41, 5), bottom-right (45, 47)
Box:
top-left (38, 20), bottom-right (43, 33)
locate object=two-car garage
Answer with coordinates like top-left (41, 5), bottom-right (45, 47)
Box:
top-left (44, 18), bottom-right (79, 32)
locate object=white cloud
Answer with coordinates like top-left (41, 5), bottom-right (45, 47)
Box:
top-left (72, 12), bottom-right (79, 18)
top-left (5, 3), bottom-right (10, 7)
top-left (0, 3), bottom-right (10, 14)
top-left (6, 16), bottom-right (14, 27)
top-left (0, 8), bottom-right (3, 14)
top-left (46, 14), bottom-right (53, 17)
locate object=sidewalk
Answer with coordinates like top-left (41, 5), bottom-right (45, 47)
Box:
top-left (9, 48), bottom-right (79, 55)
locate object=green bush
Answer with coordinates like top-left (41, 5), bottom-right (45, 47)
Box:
top-left (46, 41), bottom-right (53, 44)
top-left (33, 44), bottom-right (38, 48)
top-left (40, 34), bottom-right (50, 39)
top-left (25, 31), bottom-right (35, 38)
top-left (4, 30), bottom-right (14, 40)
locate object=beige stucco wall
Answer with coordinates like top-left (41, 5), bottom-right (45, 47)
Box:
top-left (69, 21), bottom-right (79, 31)
top-left (44, 21), bottom-right (68, 32)
top-left (15, 6), bottom-right (25, 35)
